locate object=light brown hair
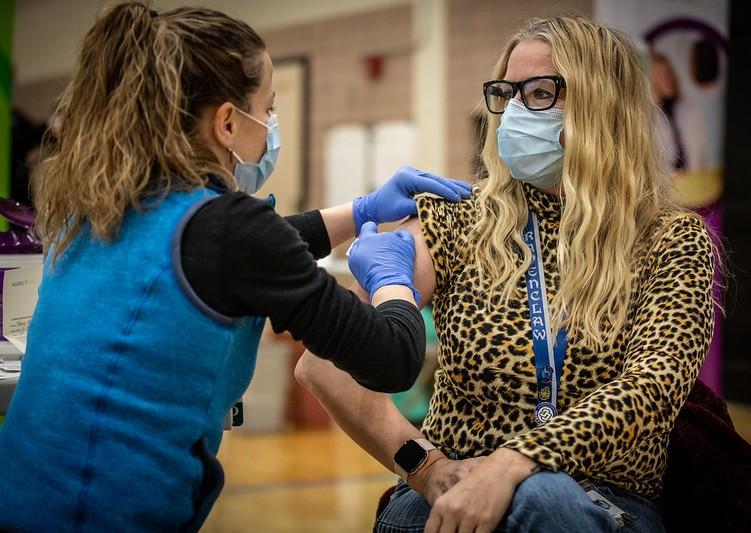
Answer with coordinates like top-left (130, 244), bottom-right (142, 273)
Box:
top-left (37, 2), bottom-right (266, 259)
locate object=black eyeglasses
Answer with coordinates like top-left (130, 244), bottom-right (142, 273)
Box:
top-left (483, 76), bottom-right (566, 114)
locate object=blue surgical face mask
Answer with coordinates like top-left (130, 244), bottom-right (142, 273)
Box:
top-left (229, 108), bottom-right (281, 194)
top-left (496, 98), bottom-right (564, 189)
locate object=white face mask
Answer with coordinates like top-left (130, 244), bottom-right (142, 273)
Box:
top-left (228, 108), bottom-right (281, 194)
top-left (497, 99), bottom-right (564, 189)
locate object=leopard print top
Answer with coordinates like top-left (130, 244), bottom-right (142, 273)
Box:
top-left (416, 183), bottom-right (715, 496)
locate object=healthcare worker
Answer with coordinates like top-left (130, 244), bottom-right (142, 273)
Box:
top-left (0, 3), bottom-right (471, 532)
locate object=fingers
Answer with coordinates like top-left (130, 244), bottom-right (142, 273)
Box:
top-left (432, 506), bottom-right (493, 533)
top-left (412, 176), bottom-right (473, 202)
top-left (427, 496), bottom-right (463, 533)
top-left (415, 170), bottom-right (472, 195)
top-left (399, 198), bottom-right (418, 218)
top-left (395, 230), bottom-right (415, 245)
top-left (345, 238), bottom-right (358, 257)
top-left (358, 223), bottom-right (413, 248)
top-left (425, 510), bottom-right (442, 533)
top-left (397, 165), bottom-right (472, 200)
top-left (359, 221), bottom-right (377, 236)
top-left (436, 176), bottom-right (473, 197)
top-left (458, 521), bottom-right (476, 533)
top-left (458, 508), bottom-right (496, 533)
top-left (411, 177), bottom-right (464, 202)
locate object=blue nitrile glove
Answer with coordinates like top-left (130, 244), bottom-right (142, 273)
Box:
top-left (348, 221), bottom-right (421, 303)
top-left (352, 166), bottom-right (472, 234)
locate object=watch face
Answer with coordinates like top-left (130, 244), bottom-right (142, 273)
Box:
top-left (394, 440), bottom-right (428, 474)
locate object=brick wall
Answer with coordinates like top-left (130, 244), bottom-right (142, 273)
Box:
top-left (263, 0), bottom-right (595, 203)
top-left (262, 5), bottom-right (414, 210)
top-left (14, 2), bottom-right (597, 203)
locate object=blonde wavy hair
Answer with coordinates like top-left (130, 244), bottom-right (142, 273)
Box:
top-left (473, 15), bottom-right (692, 347)
top-left (36, 2), bottom-right (266, 260)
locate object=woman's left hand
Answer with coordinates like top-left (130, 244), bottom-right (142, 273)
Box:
top-left (424, 448), bottom-right (537, 533)
top-left (353, 166), bottom-right (471, 233)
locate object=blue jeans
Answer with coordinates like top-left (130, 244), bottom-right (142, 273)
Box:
top-left (375, 471), bottom-right (665, 532)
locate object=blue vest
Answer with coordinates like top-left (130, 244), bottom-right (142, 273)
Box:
top-left (0, 189), bottom-right (266, 532)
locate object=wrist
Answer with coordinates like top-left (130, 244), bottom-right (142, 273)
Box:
top-left (369, 277), bottom-right (419, 304)
top-left (352, 195), bottom-right (373, 234)
top-left (320, 202), bottom-right (356, 249)
top-left (489, 448), bottom-right (539, 486)
top-left (393, 438), bottom-right (440, 479)
top-left (372, 285), bottom-right (416, 307)
top-left (405, 449), bottom-right (448, 494)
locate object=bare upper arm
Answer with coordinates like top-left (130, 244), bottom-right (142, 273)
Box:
top-left (293, 217), bottom-right (435, 467)
top-left (351, 217), bottom-right (437, 309)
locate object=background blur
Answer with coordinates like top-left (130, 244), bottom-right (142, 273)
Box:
top-left (4, 0), bottom-right (750, 531)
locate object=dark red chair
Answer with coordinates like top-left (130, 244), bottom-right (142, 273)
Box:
top-left (662, 380), bottom-right (751, 532)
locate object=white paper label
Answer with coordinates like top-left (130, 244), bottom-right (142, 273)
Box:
top-left (3, 265), bottom-right (43, 353)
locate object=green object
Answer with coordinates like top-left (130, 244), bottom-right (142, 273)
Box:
top-left (391, 307), bottom-right (438, 424)
top-left (0, 0), bottom-right (13, 232)
top-left (421, 306), bottom-right (438, 346)
top-left (391, 386), bottom-right (431, 424)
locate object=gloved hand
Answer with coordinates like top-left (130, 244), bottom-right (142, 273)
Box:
top-left (348, 221), bottom-right (421, 303)
top-left (352, 166), bottom-right (472, 234)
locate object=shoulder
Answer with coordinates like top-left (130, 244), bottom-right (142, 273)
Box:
top-left (651, 211), bottom-right (714, 257)
top-left (416, 190), bottom-right (478, 220)
top-left (415, 190), bottom-right (479, 244)
top-left (193, 191), bottom-right (275, 219)
top-left (188, 191), bottom-right (288, 238)
top-left (414, 190), bottom-right (479, 288)
top-left (635, 211), bottom-right (716, 291)
top-left (186, 192), bottom-right (301, 257)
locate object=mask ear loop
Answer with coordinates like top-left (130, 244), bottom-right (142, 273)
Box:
top-left (234, 106), bottom-right (269, 129)
top-left (228, 147), bottom-right (243, 164)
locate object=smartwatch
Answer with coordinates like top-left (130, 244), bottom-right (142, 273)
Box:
top-left (393, 438), bottom-right (436, 479)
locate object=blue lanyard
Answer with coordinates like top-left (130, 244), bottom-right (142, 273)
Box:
top-left (523, 211), bottom-right (568, 425)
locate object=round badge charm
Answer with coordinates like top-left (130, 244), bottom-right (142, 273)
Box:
top-left (539, 386), bottom-right (551, 401)
top-left (534, 402), bottom-right (557, 425)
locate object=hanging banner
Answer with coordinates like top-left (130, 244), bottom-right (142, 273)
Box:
top-left (596, 0), bottom-right (728, 394)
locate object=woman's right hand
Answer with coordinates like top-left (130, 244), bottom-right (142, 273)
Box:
top-left (424, 448), bottom-right (537, 533)
top-left (409, 455), bottom-right (487, 505)
top-left (347, 221), bottom-right (420, 303)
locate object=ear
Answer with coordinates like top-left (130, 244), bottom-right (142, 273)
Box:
top-left (210, 102), bottom-right (239, 150)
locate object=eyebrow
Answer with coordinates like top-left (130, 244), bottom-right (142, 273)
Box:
top-left (501, 74), bottom-right (561, 82)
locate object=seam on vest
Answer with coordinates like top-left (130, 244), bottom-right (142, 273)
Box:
top-left (187, 326), bottom-right (236, 512)
top-left (73, 261), bottom-right (172, 530)
top-left (172, 194), bottom-right (241, 326)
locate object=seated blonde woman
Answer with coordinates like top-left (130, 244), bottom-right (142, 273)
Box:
top-left (295, 15), bottom-right (715, 533)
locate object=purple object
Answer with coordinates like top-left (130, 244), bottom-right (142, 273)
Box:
top-left (0, 199), bottom-right (35, 229)
top-left (0, 199), bottom-right (43, 343)
top-left (696, 201), bottom-right (724, 395)
top-left (0, 199), bottom-right (42, 254)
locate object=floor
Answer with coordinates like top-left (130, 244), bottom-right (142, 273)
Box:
top-left (202, 428), bottom-right (396, 532)
top-left (201, 403), bottom-right (751, 532)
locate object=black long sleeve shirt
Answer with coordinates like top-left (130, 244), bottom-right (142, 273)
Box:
top-left (180, 192), bottom-right (424, 393)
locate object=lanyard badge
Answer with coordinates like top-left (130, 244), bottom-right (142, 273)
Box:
top-left (523, 211), bottom-right (568, 426)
